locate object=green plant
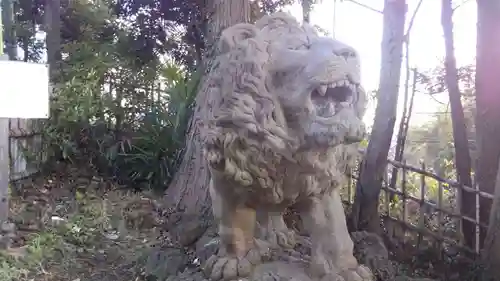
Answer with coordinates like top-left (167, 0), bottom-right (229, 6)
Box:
top-left (40, 43), bottom-right (199, 191)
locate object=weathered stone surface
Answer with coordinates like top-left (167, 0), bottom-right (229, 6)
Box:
top-left (161, 231), bottom-right (441, 281)
top-left (200, 10), bottom-right (369, 281)
top-left (166, 269), bottom-right (207, 281)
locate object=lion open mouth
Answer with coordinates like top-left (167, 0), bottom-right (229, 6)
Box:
top-left (311, 79), bottom-right (356, 118)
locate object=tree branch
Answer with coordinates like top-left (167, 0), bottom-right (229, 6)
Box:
top-left (404, 0), bottom-right (424, 39)
top-left (452, 0), bottom-right (472, 12)
top-left (343, 0), bottom-right (383, 14)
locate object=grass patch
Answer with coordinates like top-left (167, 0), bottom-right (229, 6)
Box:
top-left (0, 171), bottom-right (167, 281)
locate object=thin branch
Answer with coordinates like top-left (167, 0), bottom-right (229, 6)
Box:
top-left (452, 0), bottom-right (473, 12)
top-left (404, 0), bottom-right (424, 38)
top-left (343, 0), bottom-right (383, 14)
top-left (428, 92), bottom-right (447, 105)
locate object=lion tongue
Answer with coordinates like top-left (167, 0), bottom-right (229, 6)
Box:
top-left (317, 102), bottom-right (336, 117)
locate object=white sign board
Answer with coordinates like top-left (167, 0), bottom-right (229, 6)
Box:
top-left (0, 60), bottom-right (49, 118)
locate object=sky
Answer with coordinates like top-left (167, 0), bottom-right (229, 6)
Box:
top-left (285, 0), bottom-right (477, 128)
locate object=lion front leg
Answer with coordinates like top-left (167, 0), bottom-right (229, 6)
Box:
top-left (203, 181), bottom-right (271, 281)
top-left (300, 190), bottom-right (373, 281)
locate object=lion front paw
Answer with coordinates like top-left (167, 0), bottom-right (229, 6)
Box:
top-left (202, 255), bottom-right (252, 281)
top-left (263, 228), bottom-right (296, 249)
top-left (320, 265), bottom-right (373, 281)
top-left (203, 239), bottom-right (271, 281)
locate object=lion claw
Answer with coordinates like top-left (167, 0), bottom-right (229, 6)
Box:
top-left (203, 239), bottom-right (271, 281)
top-left (264, 229), bottom-right (296, 249)
top-left (203, 255), bottom-right (252, 281)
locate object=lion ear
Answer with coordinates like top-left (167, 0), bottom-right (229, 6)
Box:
top-left (218, 23), bottom-right (260, 54)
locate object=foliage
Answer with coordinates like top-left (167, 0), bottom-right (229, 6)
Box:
top-left (381, 64), bottom-right (477, 219)
top-left (42, 55), bottom-right (198, 190)
top-left (22, 0), bottom-right (198, 191)
top-left (404, 64), bottom-right (476, 179)
top-left (111, 0), bottom-right (296, 69)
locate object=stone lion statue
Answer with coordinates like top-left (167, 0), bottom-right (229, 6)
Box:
top-left (202, 12), bottom-right (370, 281)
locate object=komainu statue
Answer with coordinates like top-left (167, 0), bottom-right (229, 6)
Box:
top-left (202, 12), bottom-right (371, 281)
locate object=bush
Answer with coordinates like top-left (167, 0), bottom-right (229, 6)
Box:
top-left (41, 40), bottom-right (199, 191)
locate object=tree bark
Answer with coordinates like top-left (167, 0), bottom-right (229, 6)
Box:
top-left (301, 0), bottom-right (311, 23)
top-left (482, 158), bottom-right (500, 278)
top-left (351, 0), bottom-right (407, 234)
top-left (476, 0), bottom-right (500, 249)
top-left (440, 0), bottom-right (475, 250)
top-left (164, 0), bottom-right (251, 237)
top-left (389, 0), bottom-right (422, 201)
top-left (44, 0), bottom-right (61, 82)
top-left (1, 0), bottom-right (17, 60)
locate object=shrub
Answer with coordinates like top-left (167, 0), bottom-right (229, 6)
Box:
top-left (41, 40), bottom-right (198, 191)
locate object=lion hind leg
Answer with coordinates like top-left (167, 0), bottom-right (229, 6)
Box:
top-left (257, 210), bottom-right (296, 249)
top-left (300, 190), bottom-right (373, 281)
top-left (203, 183), bottom-right (270, 281)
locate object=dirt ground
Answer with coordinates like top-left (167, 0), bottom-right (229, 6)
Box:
top-left (0, 166), bottom-right (175, 281)
top-left (0, 166), bottom-right (485, 281)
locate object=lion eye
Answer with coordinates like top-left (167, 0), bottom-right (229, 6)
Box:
top-left (339, 51), bottom-right (355, 60)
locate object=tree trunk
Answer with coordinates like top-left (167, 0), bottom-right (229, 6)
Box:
top-left (302, 0), bottom-right (311, 23)
top-left (164, 0), bottom-right (251, 240)
top-left (389, 0), bottom-right (422, 201)
top-left (351, 0), bottom-right (407, 234)
top-left (44, 0), bottom-right (61, 82)
top-left (1, 0), bottom-right (17, 60)
top-left (22, 36), bottom-right (29, 62)
top-left (475, 0), bottom-right (500, 249)
top-left (481, 159), bottom-right (500, 278)
top-left (440, 0), bottom-right (475, 250)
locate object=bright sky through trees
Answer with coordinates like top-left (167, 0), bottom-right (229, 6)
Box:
top-left (287, 0), bottom-right (476, 128)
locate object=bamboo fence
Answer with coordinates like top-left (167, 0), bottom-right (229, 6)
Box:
top-left (345, 158), bottom-right (492, 254)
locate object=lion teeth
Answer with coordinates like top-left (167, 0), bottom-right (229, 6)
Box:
top-left (328, 79), bottom-right (355, 89)
top-left (317, 80), bottom-right (357, 96)
top-left (318, 85), bottom-right (328, 96)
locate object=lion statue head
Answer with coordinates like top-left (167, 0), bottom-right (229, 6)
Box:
top-left (203, 12), bottom-right (367, 191)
